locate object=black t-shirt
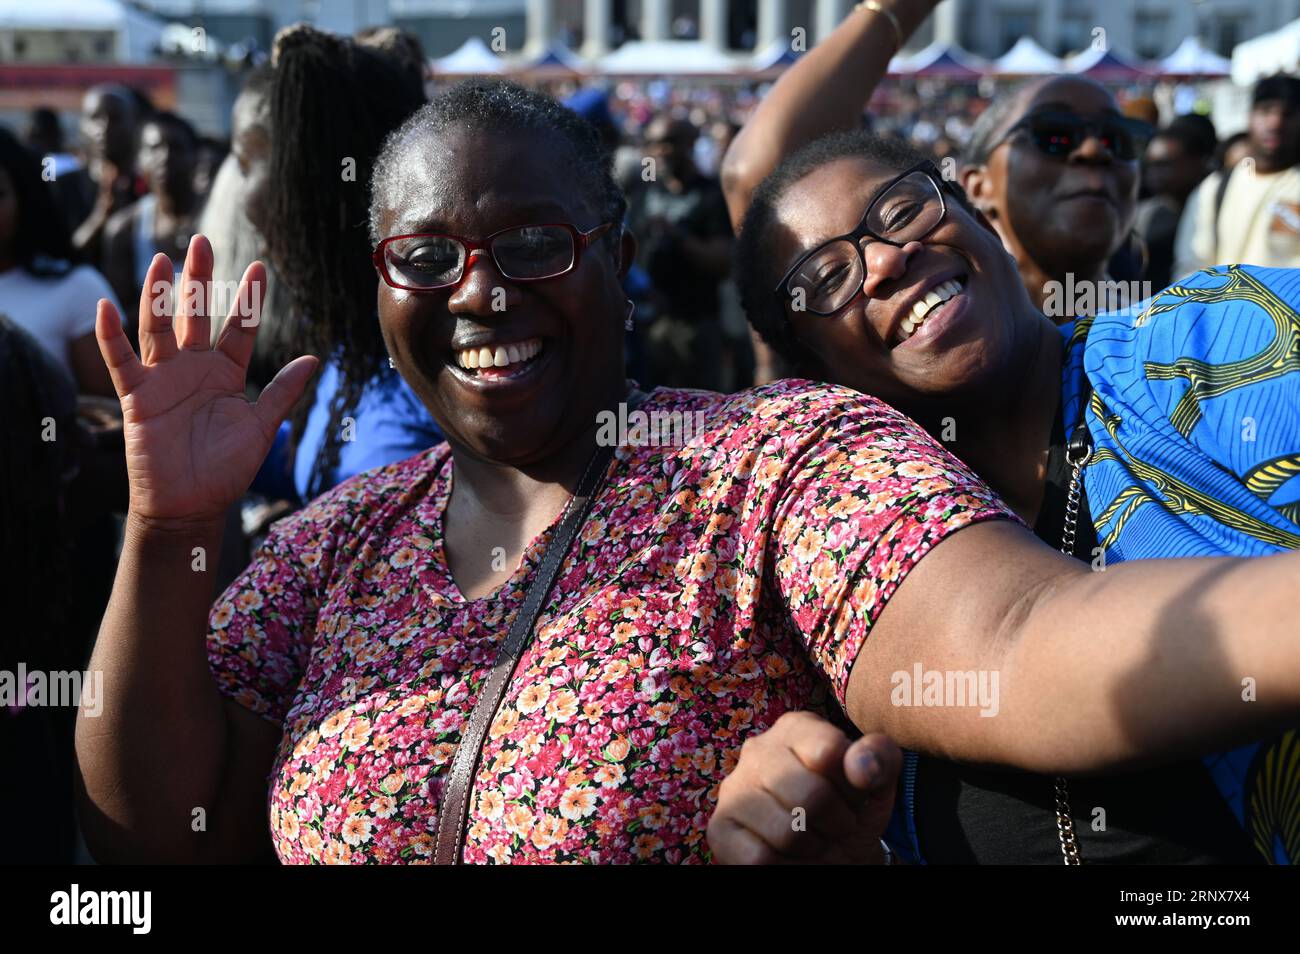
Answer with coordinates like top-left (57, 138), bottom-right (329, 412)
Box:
top-left (909, 393), bottom-right (1261, 864)
top-left (625, 175), bottom-right (731, 323)
top-left (916, 757), bottom-right (1262, 864)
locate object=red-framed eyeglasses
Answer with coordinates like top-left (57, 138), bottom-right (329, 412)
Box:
top-left (372, 221), bottom-right (615, 291)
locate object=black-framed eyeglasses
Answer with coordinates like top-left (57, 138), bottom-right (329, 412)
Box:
top-left (373, 221), bottom-right (614, 291)
top-left (774, 161), bottom-right (947, 317)
top-left (990, 110), bottom-right (1153, 162)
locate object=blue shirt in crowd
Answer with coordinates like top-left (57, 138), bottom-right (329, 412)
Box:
top-left (255, 356), bottom-right (442, 504)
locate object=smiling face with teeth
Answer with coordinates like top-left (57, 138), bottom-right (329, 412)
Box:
top-left (372, 122), bottom-right (636, 466)
top-left (768, 155), bottom-right (1049, 414)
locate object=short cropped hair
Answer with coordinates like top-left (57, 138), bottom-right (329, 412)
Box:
top-left (735, 129), bottom-right (976, 366)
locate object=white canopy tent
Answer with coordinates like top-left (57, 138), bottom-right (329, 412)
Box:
top-left (0, 0), bottom-right (165, 62)
top-left (521, 42), bottom-right (588, 73)
top-left (888, 41), bottom-right (989, 78)
top-left (1159, 36), bottom-right (1230, 77)
top-left (596, 40), bottom-right (741, 76)
top-left (431, 36), bottom-right (506, 75)
top-left (885, 51), bottom-right (911, 73)
top-left (1063, 44), bottom-right (1152, 79)
top-left (750, 39), bottom-right (801, 72)
top-left (1232, 18), bottom-right (1300, 86)
top-left (992, 36), bottom-right (1063, 76)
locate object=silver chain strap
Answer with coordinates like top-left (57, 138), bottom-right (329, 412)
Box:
top-left (1054, 775), bottom-right (1082, 865)
top-left (1059, 451), bottom-right (1088, 561)
top-left (1054, 440), bottom-right (1092, 865)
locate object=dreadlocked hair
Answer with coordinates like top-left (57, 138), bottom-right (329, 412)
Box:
top-left (263, 26), bottom-right (426, 500)
top-left (735, 129), bottom-right (977, 368)
top-left (370, 79), bottom-right (627, 253)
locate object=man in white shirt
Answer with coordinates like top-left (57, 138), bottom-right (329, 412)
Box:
top-left (1181, 75), bottom-right (1300, 274)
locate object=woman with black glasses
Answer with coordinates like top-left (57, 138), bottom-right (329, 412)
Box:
top-left (708, 2), bottom-right (1300, 865)
top-left (722, 0), bottom-right (1149, 323)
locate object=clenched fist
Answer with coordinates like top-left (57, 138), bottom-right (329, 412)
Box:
top-left (708, 711), bottom-right (902, 864)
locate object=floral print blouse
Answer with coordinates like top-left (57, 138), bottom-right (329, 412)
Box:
top-left (207, 380), bottom-right (1013, 863)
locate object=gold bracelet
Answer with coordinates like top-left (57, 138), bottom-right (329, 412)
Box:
top-left (854, 0), bottom-right (905, 53)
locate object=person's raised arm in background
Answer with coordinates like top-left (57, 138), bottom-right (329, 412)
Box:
top-left (722, 0), bottom-right (938, 382)
top-left (721, 0), bottom-right (939, 232)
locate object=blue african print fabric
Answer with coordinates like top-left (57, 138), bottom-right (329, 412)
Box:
top-left (1061, 264), bottom-right (1300, 864)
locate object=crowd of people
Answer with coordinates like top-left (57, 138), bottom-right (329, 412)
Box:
top-left (3, 0), bottom-right (1299, 866)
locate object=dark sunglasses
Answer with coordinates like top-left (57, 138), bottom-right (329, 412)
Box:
top-left (773, 161), bottom-right (948, 317)
top-left (373, 222), bottom-right (614, 292)
top-left (992, 111), bottom-right (1153, 162)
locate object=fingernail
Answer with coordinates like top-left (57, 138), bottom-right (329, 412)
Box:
top-left (855, 750), bottom-right (881, 786)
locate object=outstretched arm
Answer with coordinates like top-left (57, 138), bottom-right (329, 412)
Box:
top-left (721, 0), bottom-right (940, 230)
top-left (852, 520), bottom-right (1300, 775)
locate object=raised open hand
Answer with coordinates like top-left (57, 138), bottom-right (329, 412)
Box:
top-left (95, 234), bottom-right (317, 527)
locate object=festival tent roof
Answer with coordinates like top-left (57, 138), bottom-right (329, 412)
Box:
top-left (891, 41), bottom-right (988, 79)
top-left (519, 42), bottom-right (588, 73)
top-left (1158, 36), bottom-right (1230, 78)
top-left (1064, 45), bottom-right (1153, 80)
top-left (0, 0), bottom-right (165, 62)
top-left (596, 40), bottom-right (741, 76)
top-left (992, 36), bottom-right (1064, 76)
top-left (431, 36), bottom-right (506, 75)
top-left (885, 51), bottom-right (912, 74)
top-left (1231, 17), bottom-right (1300, 86)
top-left (750, 39), bottom-right (803, 72)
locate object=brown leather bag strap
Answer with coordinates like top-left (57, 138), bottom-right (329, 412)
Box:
top-left (433, 389), bottom-right (649, 864)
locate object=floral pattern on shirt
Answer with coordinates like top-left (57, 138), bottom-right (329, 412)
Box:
top-left (206, 380), bottom-right (1014, 863)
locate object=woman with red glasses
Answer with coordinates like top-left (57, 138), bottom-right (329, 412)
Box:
top-left (77, 79), bottom-right (1300, 867)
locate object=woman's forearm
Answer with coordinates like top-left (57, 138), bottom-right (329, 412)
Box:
top-left (74, 513), bottom-right (242, 862)
top-left (852, 522), bottom-right (1300, 775)
top-left (720, 0), bottom-right (935, 229)
top-left (1001, 547), bottom-right (1300, 774)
